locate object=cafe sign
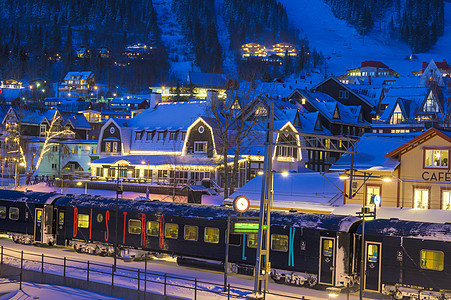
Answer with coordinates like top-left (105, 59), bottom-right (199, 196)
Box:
top-left (422, 171), bottom-right (451, 181)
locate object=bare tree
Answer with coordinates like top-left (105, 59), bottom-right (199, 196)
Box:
top-left (23, 111), bottom-right (74, 177)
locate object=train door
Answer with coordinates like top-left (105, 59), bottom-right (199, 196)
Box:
top-left (364, 241), bottom-right (381, 292)
top-left (56, 210), bottom-right (65, 245)
top-left (34, 208), bottom-right (43, 243)
top-left (319, 237), bottom-right (335, 285)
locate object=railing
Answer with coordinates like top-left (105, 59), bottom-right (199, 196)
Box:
top-left (0, 245), bottom-right (311, 299)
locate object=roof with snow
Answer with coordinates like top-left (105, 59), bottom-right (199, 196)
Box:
top-left (361, 60), bottom-right (389, 69)
top-left (91, 154), bottom-right (225, 167)
top-left (63, 71), bottom-right (94, 81)
top-left (331, 133), bottom-right (420, 171)
top-left (227, 172), bottom-right (344, 212)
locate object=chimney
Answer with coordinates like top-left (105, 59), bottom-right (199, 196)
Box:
top-left (206, 90), bottom-right (219, 104)
top-left (150, 92), bottom-right (161, 107)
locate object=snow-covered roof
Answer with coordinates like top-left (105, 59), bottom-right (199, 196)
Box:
top-left (357, 217), bottom-right (451, 242)
top-left (54, 193), bottom-right (359, 231)
top-left (227, 172), bottom-right (344, 212)
top-left (111, 98), bottom-right (148, 105)
top-left (187, 72), bottom-right (227, 89)
top-left (63, 71), bottom-right (94, 81)
top-left (332, 133), bottom-right (420, 171)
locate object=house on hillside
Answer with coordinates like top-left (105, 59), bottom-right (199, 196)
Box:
top-left (1, 79), bottom-right (24, 89)
top-left (58, 71), bottom-right (95, 97)
top-left (340, 61), bottom-right (401, 84)
top-left (413, 59), bottom-right (451, 79)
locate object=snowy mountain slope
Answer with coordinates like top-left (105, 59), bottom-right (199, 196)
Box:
top-left (153, 0), bottom-right (197, 80)
top-left (215, 0), bottom-right (237, 75)
top-left (278, 0), bottom-right (450, 76)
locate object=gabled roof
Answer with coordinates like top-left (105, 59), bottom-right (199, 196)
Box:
top-left (311, 76), bottom-right (375, 108)
top-left (385, 128), bottom-right (451, 158)
top-left (63, 71), bottom-right (94, 81)
top-left (361, 60), bottom-right (389, 69)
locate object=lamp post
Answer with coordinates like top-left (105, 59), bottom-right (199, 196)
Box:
top-left (141, 160), bottom-right (150, 198)
top-left (77, 181), bottom-right (87, 194)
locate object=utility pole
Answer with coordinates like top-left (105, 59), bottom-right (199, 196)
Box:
top-left (253, 100), bottom-right (274, 297)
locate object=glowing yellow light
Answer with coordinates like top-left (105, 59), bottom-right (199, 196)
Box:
top-left (281, 171), bottom-right (289, 177)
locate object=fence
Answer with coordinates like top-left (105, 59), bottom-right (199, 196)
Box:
top-left (0, 245), bottom-right (310, 300)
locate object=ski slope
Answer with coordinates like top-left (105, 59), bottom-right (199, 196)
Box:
top-left (278, 0), bottom-right (451, 76)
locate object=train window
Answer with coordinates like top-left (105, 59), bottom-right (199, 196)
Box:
top-left (323, 239), bottom-right (333, 257)
top-left (165, 223), bottom-right (179, 239)
top-left (247, 234), bottom-right (258, 248)
top-left (271, 234), bottom-right (288, 252)
top-left (59, 212), bottom-right (64, 226)
top-left (129, 219), bottom-right (141, 234)
top-left (36, 210), bottom-right (42, 222)
top-left (9, 207), bottom-right (19, 220)
top-left (204, 227), bottom-right (219, 243)
top-left (421, 250), bottom-right (444, 271)
top-left (0, 206), bottom-right (6, 219)
top-left (367, 244), bottom-right (378, 263)
top-left (77, 214), bottom-right (89, 228)
top-left (229, 234), bottom-right (241, 246)
top-left (184, 225), bottom-right (198, 241)
top-left (146, 221), bottom-right (159, 236)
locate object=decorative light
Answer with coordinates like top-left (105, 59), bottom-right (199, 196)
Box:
top-left (281, 171), bottom-right (289, 177)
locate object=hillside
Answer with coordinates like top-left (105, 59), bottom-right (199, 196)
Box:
top-left (278, 0), bottom-right (450, 76)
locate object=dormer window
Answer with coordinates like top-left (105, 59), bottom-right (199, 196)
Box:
top-left (169, 131), bottom-right (177, 141)
top-left (135, 131), bottom-right (143, 140)
top-left (146, 131), bottom-right (154, 140)
top-left (390, 104), bottom-right (404, 125)
top-left (158, 132), bottom-right (165, 141)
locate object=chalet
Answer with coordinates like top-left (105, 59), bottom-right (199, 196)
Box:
top-left (58, 71), bottom-right (95, 97)
top-left (418, 59), bottom-right (448, 87)
top-left (0, 107), bottom-right (92, 177)
top-left (288, 88), bottom-right (371, 171)
top-left (310, 76), bottom-right (377, 123)
top-left (333, 128), bottom-right (451, 219)
top-left (1, 79), bottom-right (23, 89)
top-left (110, 97), bottom-right (149, 112)
top-left (76, 46), bottom-right (90, 59)
top-left (98, 46), bottom-right (110, 58)
top-left (373, 85), bottom-right (446, 133)
top-left (343, 61), bottom-right (401, 81)
top-left (413, 59), bottom-right (451, 79)
top-left (271, 42), bottom-right (297, 57)
top-left (241, 43), bottom-right (267, 59)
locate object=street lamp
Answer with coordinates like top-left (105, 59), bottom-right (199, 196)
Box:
top-left (77, 181), bottom-right (87, 194)
top-left (141, 160), bottom-right (150, 198)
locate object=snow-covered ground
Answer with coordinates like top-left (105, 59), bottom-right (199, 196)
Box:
top-left (0, 280), bottom-right (122, 300)
top-left (0, 237), bottom-right (386, 299)
top-left (278, 0), bottom-right (451, 76)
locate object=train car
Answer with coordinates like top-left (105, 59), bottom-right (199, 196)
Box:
top-left (53, 194), bottom-right (361, 288)
top-left (354, 219), bottom-right (451, 299)
top-left (0, 190), bottom-right (60, 244)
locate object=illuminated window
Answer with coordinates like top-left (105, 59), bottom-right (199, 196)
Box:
top-left (366, 185), bottom-right (381, 205)
top-left (442, 190), bottom-right (451, 210)
top-left (425, 149), bottom-right (448, 167)
top-left (78, 214), bottom-right (89, 228)
top-left (129, 219), bottom-right (141, 234)
top-left (165, 223), bottom-right (178, 239)
top-left (322, 239), bottom-right (333, 257)
top-left (271, 234), bottom-right (288, 252)
top-left (421, 250), bottom-right (444, 271)
top-left (0, 206), bottom-right (6, 219)
top-left (36, 210), bottom-right (42, 222)
top-left (113, 142), bottom-right (118, 152)
top-left (9, 207), bottom-right (19, 220)
top-left (367, 244), bottom-right (378, 262)
top-left (105, 142), bottom-right (111, 152)
top-left (423, 94), bottom-right (439, 113)
top-left (184, 225), bottom-right (198, 241)
top-left (390, 104), bottom-right (404, 124)
top-left (194, 141), bottom-right (207, 153)
top-left (204, 227), bottom-right (219, 243)
top-left (146, 221), bottom-right (159, 236)
top-left (414, 188), bottom-right (429, 209)
top-left (59, 212), bottom-right (64, 225)
top-left (247, 234), bottom-right (258, 248)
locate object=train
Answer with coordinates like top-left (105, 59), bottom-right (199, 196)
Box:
top-left (0, 190), bottom-right (449, 299)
